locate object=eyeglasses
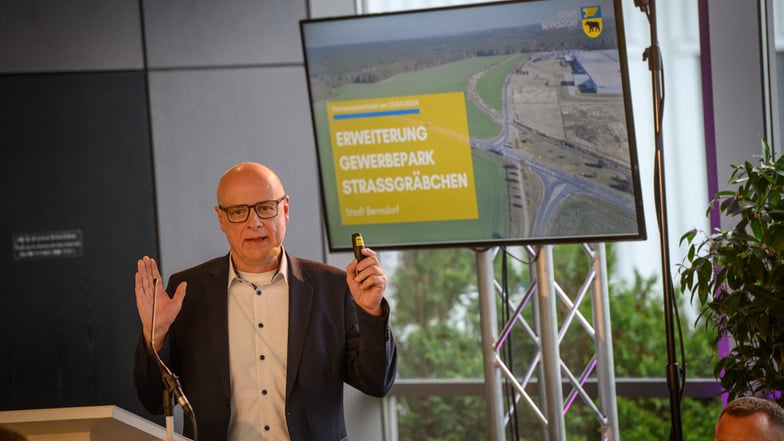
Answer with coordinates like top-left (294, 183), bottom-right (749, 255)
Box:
top-left (219, 195), bottom-right (287, 223)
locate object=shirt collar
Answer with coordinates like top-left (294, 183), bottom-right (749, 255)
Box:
top-left (228, 247), bottom-right (289, 288)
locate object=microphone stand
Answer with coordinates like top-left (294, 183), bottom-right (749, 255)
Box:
top-left (634, 1), bottom-right (683, 440)
top-left (151, 278), bottom-right (198, 441)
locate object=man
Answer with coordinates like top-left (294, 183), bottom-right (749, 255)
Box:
top-left (133, 162), bottom-right (397, 441)
top-left (715, 396), bottom-right (784, 441)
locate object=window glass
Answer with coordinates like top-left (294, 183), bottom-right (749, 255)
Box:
top-left (365, 0), bottom-right (716, 438)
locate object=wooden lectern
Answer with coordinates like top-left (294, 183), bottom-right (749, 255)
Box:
top-left (0, 405), bottom-right (191, 441)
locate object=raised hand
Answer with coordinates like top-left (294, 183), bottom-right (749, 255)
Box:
top-left (134, 256), bottom-right (187, 352)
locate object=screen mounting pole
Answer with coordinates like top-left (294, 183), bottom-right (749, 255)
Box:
top-left (476, 247), bottom-right (506, 441)
top-left (635, 0), bottom-right (684, 439)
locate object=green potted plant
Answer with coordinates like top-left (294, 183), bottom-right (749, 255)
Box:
top-left (679, 141), bottom-right (784, 404)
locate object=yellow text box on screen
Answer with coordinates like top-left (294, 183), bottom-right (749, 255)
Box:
top-left (327, 92), bottom-right (478, 225)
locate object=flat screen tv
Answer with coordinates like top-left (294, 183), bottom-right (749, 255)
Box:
top-left (300, 0), bottom-right (646, 252)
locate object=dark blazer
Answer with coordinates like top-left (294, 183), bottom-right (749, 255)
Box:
top-left (134, 252), bottom-right (397, 441)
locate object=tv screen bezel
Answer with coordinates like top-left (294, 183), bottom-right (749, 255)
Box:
top-left (300, 0), bottom-right (647, 253)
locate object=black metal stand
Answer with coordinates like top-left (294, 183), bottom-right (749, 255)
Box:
top-left (162, 387), bottom-right (174, 441)
top-left (635, 0), bottom-right (683, 440)
top-left (156, 358), bottom-right (195, 440)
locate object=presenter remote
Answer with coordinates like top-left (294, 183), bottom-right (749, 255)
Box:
top-left (352, 233), bottom-right (366, 261)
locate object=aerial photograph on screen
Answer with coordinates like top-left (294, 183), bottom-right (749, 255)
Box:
top-left (301, 0), bottom-right (645, 250)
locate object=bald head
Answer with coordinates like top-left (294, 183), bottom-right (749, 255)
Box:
top-left (715, 397), bottom-right (784, 441)
top-left (217, 162), bottom-right (285, 206)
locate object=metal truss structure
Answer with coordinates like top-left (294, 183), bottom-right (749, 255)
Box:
top-left (476, 243), bottom-right (619, 441)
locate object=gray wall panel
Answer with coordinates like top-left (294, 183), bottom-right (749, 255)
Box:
top-left (143, 0), bottom-right (307, 68)
top-left (706, 0), bottom-right (766, 228)
top-left (309, 0), bottom-right (357, 18)
top-left (0, 71), bottom-right (155, 417)
top-left (0, 0), bottom-right (143, 73)
top-left (148, 66), bottom-right (324, 276)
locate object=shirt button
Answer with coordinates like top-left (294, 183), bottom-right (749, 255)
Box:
top-left (258, 322), bottom-right (264, 328)
top-left (262, 389), bottom-right (268, 395)
top-left (264, 425), bottom-right (270, 431)
top-left (256, 289), bottom-right (262, 296)
top-left (259, 354), bottom-right (266, 361)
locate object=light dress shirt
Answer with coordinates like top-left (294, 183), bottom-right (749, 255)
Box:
top-left (226, 251), bottom-right (291, 441)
